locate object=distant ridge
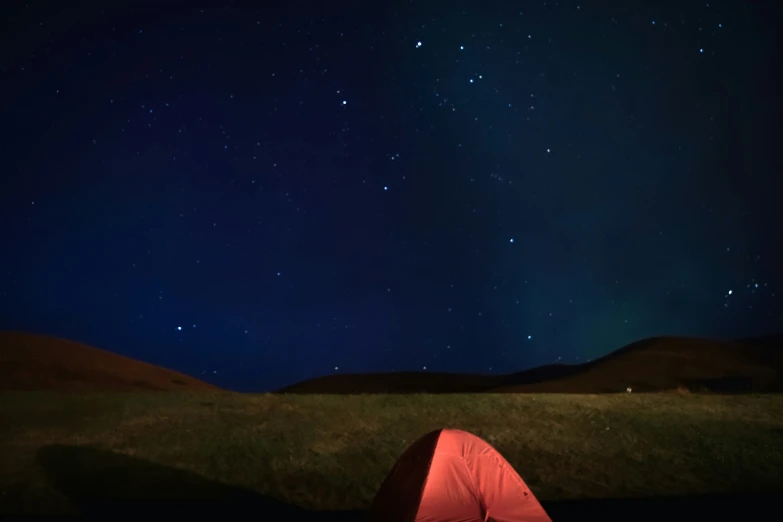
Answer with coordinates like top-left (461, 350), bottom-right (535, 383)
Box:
top-left (0, 331), bottom-right (221, 392)
top-left (277, 335), bottom-right (783, 394)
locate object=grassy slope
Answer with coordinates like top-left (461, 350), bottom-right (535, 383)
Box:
top-left (493, 336), bottom-right (783, 393)
top-left (0, 331), bottom-right (220, 392)
top-left (1, 391), bottom-right (781, 514)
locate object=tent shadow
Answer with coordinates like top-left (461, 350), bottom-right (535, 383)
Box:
top-left (36, 444), bottom-right (364, 521)
top-left (35, 444), bottom-right (781, 521)
top-left (541, 490), bottom-right (782, 522)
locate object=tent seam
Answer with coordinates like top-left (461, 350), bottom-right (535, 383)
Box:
top-left (460, 456), bottom-right (488, 520)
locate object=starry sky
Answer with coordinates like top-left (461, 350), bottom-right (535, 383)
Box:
top-left (1, 0), bottom-right (782, 392)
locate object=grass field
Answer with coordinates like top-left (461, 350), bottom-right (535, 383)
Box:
top-left (1, 391), bottom-right (782, 517)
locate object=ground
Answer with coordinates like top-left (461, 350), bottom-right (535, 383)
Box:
top-left (1, 391), bottom-right (781, 519)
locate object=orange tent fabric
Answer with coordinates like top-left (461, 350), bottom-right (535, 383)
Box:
top-left (367, 429), bottom-right (552, 522)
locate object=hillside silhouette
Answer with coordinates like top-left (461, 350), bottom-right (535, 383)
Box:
top-left (0, 331), bottom-right (220, 392)
top-left (278, 335), bottom-right (783, 394)
top-left (2, 331), bottom-right (781, 394)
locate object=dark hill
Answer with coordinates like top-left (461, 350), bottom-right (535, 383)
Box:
top-left (277, 335), bottom-right (783, 394)
top-left (0, 331), bottom-right (221, 392)
top-left (493, 336), bottom-right (782, 393)
top-left (278, 371), bottom-right (505, 394)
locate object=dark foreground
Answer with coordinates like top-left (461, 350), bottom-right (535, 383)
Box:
top-left (1, 444), bottom-right (776, 521)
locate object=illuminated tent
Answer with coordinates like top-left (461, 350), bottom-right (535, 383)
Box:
top-left (366, 429), bottom-right (552, 522)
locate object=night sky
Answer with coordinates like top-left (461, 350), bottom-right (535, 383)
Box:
top-left (2, 1), bottom-right (782, 392)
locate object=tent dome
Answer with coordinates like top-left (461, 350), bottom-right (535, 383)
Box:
top-left (366, 429), bottom-right (552, 522)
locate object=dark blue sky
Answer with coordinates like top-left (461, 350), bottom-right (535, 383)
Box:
top-left (1, 0), bottom-right (781, 392)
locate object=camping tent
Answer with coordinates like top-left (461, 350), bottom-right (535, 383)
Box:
top-left (366, 429), bottom-right (552, 522)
